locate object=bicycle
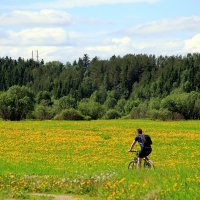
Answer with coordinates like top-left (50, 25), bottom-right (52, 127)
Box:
top-left (128, 150), bottom-right (154, 169)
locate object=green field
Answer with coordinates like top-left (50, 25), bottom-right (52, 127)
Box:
top-left (0, 120), bottom-right (200, 199)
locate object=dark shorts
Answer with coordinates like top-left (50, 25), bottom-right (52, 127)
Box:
top-left (139, 147), bottom-right (152, 158)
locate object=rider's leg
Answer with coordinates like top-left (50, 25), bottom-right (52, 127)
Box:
top-left (137, 157), bottom-right (142, 168)
top-left (144, 156), bottom-right (149, 161)
top-left (138, 149), bottom-right (145, 168)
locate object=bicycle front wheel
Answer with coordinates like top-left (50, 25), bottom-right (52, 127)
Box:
top-left (128, 161), bottom-right (137, 169)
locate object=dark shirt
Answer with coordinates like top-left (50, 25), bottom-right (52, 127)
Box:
top-left (135, 134), bottom-right (145, 148)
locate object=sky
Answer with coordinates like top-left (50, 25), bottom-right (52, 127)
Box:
top-left (0, 0), bottom-right (200, 63)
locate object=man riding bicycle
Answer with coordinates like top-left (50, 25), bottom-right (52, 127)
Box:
top-left (128, 128), bottom-right (152, 168)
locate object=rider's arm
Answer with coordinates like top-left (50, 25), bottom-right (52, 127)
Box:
top-left (129, 140), bottom-right (136, 152)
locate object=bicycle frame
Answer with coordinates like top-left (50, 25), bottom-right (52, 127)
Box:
top-left (130, 150), bottom-right (149, 161)
top-left (128, 150), bottom-right (154, 169)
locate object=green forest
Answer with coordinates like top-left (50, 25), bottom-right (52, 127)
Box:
top-left (0, 53), bottom-right (200, 121)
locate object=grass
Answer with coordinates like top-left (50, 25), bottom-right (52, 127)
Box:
top-left (0, 119), bottom-right (200, 199)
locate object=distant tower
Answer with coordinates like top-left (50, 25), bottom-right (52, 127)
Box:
top-left (31, 50), bottom-right (39, 62)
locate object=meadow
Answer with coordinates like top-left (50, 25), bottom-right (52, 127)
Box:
top-left (0, 119), bottom-right (199, 199)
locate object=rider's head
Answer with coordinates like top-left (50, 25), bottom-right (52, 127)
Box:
top-left (137, 128), bottom-right (142, 134)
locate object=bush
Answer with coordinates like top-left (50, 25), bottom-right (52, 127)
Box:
top-left (104, 91), bottom-right (118, 109)
top-left (0, 85), bottom-right (35, 120)
top-left (161, 92), bottom-right (200, 119)
top-left (115, 99), bottom-right (126, 115)
top-left (147, 109), bottom-right (160, 119)
top-left (130, 102), bottom-right (148, 119)
top-left (54, 108), bottom-right (84, 120)
top-left (104, 97), bottom-right (117, 109)
top-left (124, 99), bottom-right (139, 115)
top-left (147, 109), bottom-right (172, 120)
top-left (78, 99), bottom-right (105, 119)
top-left (148, 109), bottom-right (184, 121)
top-left (158, 109), bottom-right (174, 121)
top-left (33, 105), bottom-right (55, 120)
top-left (58, 95), bottom-right (76, 111)
top-left (84, 116), bottom-right (92, 121)
top-left (177, 92), bottom-right (200, 119)
top-left (149, 98), bottom-right (161, 110)
top-left (161, 96), bottom-right (178, 113)
top-left (36, 91), bottom-right (52, 106)
top-left (104, 109), bottom-right (121, 119)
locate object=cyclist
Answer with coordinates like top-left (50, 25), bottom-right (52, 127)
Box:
top-left (128, 128), bottom-right (152, 168)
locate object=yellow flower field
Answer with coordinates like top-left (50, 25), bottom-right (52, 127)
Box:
top-left (0, 120), bottom-right (200, 199)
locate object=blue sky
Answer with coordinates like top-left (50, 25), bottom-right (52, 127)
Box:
top-left (0, 0), bottom-right (200, 62)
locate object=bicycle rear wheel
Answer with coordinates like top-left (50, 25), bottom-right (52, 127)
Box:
top-left (128, 161), bottom-right (137, 169)
top-left (144, 160), bottom-right (154, 169)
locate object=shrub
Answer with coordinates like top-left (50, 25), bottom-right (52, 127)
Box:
top-left (84, 116), bottom-right (92, 121)
top-left (147, 109), bottom-right (161, 119)
top-left (78, 99), bottom-right (105, 119)
top-left (147, 109), bottom-right (172, 120)
top-left (149, 98), bottom-right (161, 110)
top-left (104, 91), bottom-right (118, 109)
top-left (130, 102), bottom-right (148, 119)
top-left (124, 99), bottom-right (139, 115)
top-left (58, 95), bottom-right (76, 111)
top-left (161, 92), bottom-right (200, 119)
top-left (0, 85), bottom-right (35, 120)
top-left (177, 92), bottom-right (200, 119)
top-left (104, 109), bottom-right (121, 119)
top-left (36, 91), bottom-right (52, 106)
top-left (161, 96), bottom-right (178, 113)
top-left (54, 108), bottom-right (84, 120)
top-left (33, 105), bottom-right (55, 120)
top-left (104, 97), bottom-right (117, 109)
top-left (115, 99), bottom-right (126, 115)
top-left (158, 109), bottom-right (173, 121)
top-left (148, 109), bottom-right (184, 121)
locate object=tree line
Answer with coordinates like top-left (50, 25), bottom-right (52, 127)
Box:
top-left (0, 53), bottom-right (199, 120)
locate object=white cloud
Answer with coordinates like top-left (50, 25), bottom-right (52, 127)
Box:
top-left (0, 9), bottom-right (72, 26)
top-left (112, 37), bottom-right (131, 45)
top-left (34, 0), bottom-right (159, 9)
top-left (0, 28), bottom-right (83, 46)
top-left (137, 40), bottom-right (185, 55)
top-left (185, 34), bottom-right (200, 52)
top-left (0, 27), bottom-right (197, 62)
top-left (0, 46), bottom-right (59, 61)
top-left (128, 16), bottom-right (200, 35)
top-left (84, 37), bottom-right (187, 59)
top-left (0, 36), bottom-right (133, 62)
top-left (0, 35), bottom-right (187, 62)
